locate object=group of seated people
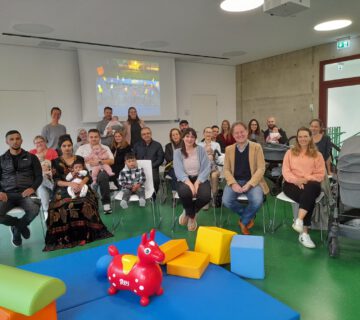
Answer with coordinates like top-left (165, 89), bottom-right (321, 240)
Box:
top-left (0, 105), bottom-right (333, 251)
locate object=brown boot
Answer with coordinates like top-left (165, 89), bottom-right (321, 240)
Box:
top-left (238, 220), bottom-right (251, 235)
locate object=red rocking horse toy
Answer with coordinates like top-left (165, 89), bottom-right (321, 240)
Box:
top-left (107, 229), bottom-right (165, 306)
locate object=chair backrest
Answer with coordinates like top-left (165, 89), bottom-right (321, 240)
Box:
top-left (137, 160), bottom-right (155, 199)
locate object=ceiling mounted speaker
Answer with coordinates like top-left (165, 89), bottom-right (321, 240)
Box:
top-left (264, 0), bottom-right (310, 17)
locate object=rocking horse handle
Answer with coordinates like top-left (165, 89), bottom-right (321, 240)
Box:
top-left (108, 245), bottom-right (119, 257)
top-left (149, 229), bottom-right (156, 241)
top-left (141, 229), bottom-right (156, 245)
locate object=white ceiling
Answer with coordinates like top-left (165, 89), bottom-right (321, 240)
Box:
top-left (0, 0), bottom-right (359, 65)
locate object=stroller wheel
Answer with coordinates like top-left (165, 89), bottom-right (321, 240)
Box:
top-left (328, 237), bottom-right (339, 258)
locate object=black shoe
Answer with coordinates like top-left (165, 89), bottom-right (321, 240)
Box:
top-left (21, 226), bottom-right (31, 239)
top-left (10, 226), bottom-right (22, 247)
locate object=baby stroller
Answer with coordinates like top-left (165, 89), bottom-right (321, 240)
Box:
top-left (263, 143), bottom-right (290, 196)
top-left (328, 136), bottom-right (360, 257)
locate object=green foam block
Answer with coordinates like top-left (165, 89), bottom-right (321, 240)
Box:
top-left (0, 264), bottom-right (66, 316)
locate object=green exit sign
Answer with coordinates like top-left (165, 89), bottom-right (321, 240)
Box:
top-left (337, 39), bottom-right (350, 50)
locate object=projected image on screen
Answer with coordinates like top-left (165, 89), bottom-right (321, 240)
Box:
top-left (96, 59), bottom-right (160, 117)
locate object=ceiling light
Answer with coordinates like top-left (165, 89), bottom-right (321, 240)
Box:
top-left (220, 0), bottom-right (264, 12)
top-left (314, 19), bottom-right (352, 31)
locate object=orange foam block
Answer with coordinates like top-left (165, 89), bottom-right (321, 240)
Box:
top-left (159, 239), bottom-right (189, 264)
top-left (166, 251), bottom-right (209, 279)
top-left (195, 226), bottom-right (237, 265)
top-left (0, 301), bottom-right (57, 320)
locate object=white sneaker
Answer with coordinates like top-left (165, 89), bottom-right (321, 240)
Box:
top-left (109, 181), bottom-right (118, 191)
top-left (139, 198), bottom-right (146, 207)
top-left (103, 204), bottom-right (112, 214)
top-left (292, 218), bottom-right (304, 233)
top-left (299, 233), bottom-right (316, 249)
top-left (178, 210), bottom-right (188, 226)
top-left (120, 200), bottom-right (128, 209)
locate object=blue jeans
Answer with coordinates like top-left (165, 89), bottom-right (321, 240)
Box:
top-left (37, 177), bottom-right (54, 211)
top-left (222, 180), bottom-right (264, 225)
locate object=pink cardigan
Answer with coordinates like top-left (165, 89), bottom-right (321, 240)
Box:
top-left (282, 149), bottom-right (325, 184)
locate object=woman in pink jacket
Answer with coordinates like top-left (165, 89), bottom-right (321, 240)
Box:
top-left (282, 127), bottom-right (325, 249)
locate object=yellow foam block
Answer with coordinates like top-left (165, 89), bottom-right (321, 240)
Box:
top-left (160, 239), bottom-right (189, 264)
top-left (195, 226), bottom-right (237, 265)
top-left (167, 251), bottom-right (209, 279)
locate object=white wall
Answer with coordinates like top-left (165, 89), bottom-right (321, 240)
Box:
top-left (176, 62), bottom-right (236, 126)
top-left (0, 44), bottom-right (236, 152)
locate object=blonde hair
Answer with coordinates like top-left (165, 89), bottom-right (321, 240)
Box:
top-left (291, 127), bottom-right (318, 158)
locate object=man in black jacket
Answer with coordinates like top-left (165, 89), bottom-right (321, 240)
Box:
top-left (263, 116), bottom-right (288, 145)
top-left (133, 127), bottom-right (164, 194)
top-left (0, 130), bottom-right (42, 246)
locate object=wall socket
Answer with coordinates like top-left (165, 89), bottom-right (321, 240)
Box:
top-left (309, 103), bottom-right (314, 112)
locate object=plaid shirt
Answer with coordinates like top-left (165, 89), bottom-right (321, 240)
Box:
top-left (119, 167), bottom-right (146, 190)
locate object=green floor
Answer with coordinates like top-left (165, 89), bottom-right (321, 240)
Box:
top-left (1, 196), bottom-right (360, 320)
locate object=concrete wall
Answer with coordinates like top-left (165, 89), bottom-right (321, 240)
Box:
top-left (236, 36), bottom-right (360, 138)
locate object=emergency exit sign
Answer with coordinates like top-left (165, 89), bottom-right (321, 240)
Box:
top-left (337, 39), bottom-right (350, 50)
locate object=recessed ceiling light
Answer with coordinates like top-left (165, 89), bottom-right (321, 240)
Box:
top-left (12, 23), bottom-right (54, 34)
top-left (314, 19), bottom-right (352, 31)
top-left (220, 0), bottom-right (264, 12)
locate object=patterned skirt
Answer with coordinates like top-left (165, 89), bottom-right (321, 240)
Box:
top-left (43, 187), bottom-right (113, 251)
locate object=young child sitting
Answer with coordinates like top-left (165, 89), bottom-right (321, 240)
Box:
top-left (40, 159), bottom-right (54, 189)
top-left (103, 115), bottom-right (123, 136)
top-left (266, 126), bottom-right (281, 144)
top-left (66, 159), bottom-right (89, 199)
top-left (118, 153), bottom-right (146, 209)
top-left (85, 145), bottom-right (115, 185)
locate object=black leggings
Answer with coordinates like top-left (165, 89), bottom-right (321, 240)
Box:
top-left (283, 181), bottom-right (321, 227)
top-left (177, 177), bottom-right (211, 218)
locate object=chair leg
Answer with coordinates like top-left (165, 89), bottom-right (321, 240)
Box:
top-left (262, 206), bottom-right (266, 234)
top-left (151, 199), bottom-right (156, 227)
top-left (212, 202), bottom-right (217, 226)
top-left (272, 198), bottom-right (278, 233)
top-left (171, 198), bottom-right (177, 232)
top-left (226, 209), bottom-right (231, 226)
top-left (155, 196), bottom-right (163, 228)
top-left (219, 204), bottom-right (224, 227)
top-left (39, 207), bottom-right (47, 239)
top-left (265, 198), bottom-right (271, 233)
